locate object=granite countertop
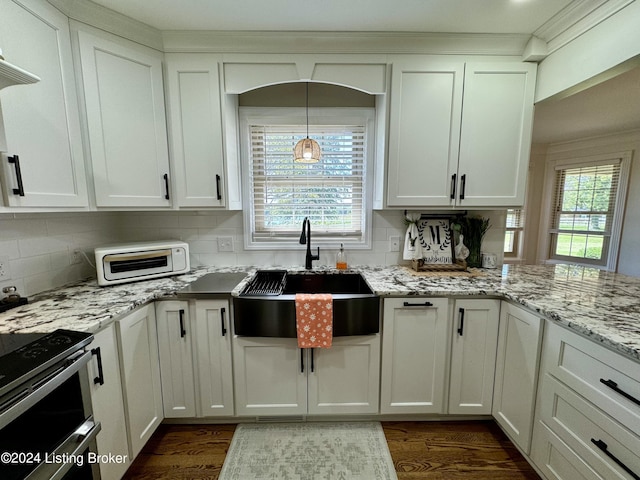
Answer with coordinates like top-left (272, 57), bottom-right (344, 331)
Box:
top-left (1, 263), bottom-right (639, 362)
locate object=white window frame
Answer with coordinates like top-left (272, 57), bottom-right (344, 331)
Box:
top-left (538, 151), bottom-right (631, 271)
top-left (239, 107), bottom-right (375, 250)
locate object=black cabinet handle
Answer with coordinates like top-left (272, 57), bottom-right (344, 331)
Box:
top-left (300, 349), bottom-right (305, 373)
top-left (8, 155), bottom-right (25, 196)
top-left (216, 174), bottom-right (222, 200)
top-left (459, 174), bottom-right (466, 200)
top-left (220, 307), bottom-right (227, 337)
top-left (91, 347), bottom-right (104, 386)
top-left (600, 378), bottom-right (640, 406)
top-left (457, 307), bottom-right (465, 336)
top-left (403, 301), bottom-right (434, 307)
top-left (450, 173), bottom-right (457, 200)
top-left (591, 439), bottom-right (640, 480)
top-left (311, 348), bottom-right (315, 373)
top-left (163, 173), bottom-right (170, 200)
top-left (179, 309), bottom-right (186, 338)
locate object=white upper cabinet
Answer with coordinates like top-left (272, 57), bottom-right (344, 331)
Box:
top-left (165, 54), bottom-right (240, 209)
top-left (386, 58), bottom-right (536, 208)
top-left (386, 57), bottom-right (464, 207)
top-left (0, 0), bottom-right (88, 208)
top-left (456, 62), bottom-right (537, 207)
top-left (77, 29), bottom-right (171, 208)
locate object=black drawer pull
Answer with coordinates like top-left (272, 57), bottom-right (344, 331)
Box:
top-left (8, 155), bottom-right (25, 196)
top-left (300, 349), bottom-right (304, 373)
top-left (450, 173), bottom-right (457, 200)
top-left (457, 307), bottom-right (465, 336)
top-left (163, 173), bottom-right (170, 200)
top-left (216, 174), bottom-right (222, 200)
top-left (591, 439), bottom-right (640, 480)
top-left (459, 174), bottom-right (466, 200)
top-left (403, 301), bottom-right (434, 307)
top-left (179, 309), bottom-right (186, 338)
top-left (311, 348), bottom-right (315, 373)
top-left (220, 307), bottom-right (227, 337)
top-left (600, 378), bottom-right (640, 406)
top-left (91, 347), bottom-right (105, 386)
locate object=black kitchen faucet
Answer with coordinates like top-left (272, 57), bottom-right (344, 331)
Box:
top-left (300, 217), bottom-right (320, 269)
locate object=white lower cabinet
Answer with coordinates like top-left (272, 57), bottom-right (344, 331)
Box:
top-left (156, 300), bottom-right (235, 418)
top-left (448, 299), bottom-right (500, 415)
top-left (380, 298), bottom-right (449, 414)
top-left (115, 304), bottom-right (163, 459)
top-left (192, 300), bottom-right (235, 416)
top-left (233, 335), bottom-right (380, 416)
top-left (88, 324), bottom-right (130, 480)
top-left (156, 301), bottom-right (196, 418)
top-left (531, 321), bottom-right (640, 480)
top-left (492, 302), bottom-right (543, 454)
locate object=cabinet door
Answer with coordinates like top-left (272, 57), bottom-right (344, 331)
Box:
top-left (449, 299), bottom-right (500, 415)
top-left (88, 324), bottom-right (130, 480)
top-left (307, 335), bottom-right (380, 415)
top-left (386, 57), bottom-right (463, 207)
top-left (193, 300), bottom-right (234, 416)
top-left (165, 54), bottom-right (228, 208)
top-left (116, 304), bottom-right (163, 458)
top-left (77, 29), bottom-right (170, 207)
top-left (156, 301), bottom-right (196, 418)
top-left (456, 62), bottom-right (536, 207)
top-left (493, 302), bottom-right (543, 454)
top-left (233, 336), bottom-right (307, 416)
top-left (380, 298), bottom-right (449, 414)
top-left (0, 0), bottom-right (87, 207)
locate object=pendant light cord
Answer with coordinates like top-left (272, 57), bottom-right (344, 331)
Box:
top-left (306, 82), bottom-right (310, 138)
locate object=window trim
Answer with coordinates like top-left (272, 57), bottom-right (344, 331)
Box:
top-left (538, 151), bottom-right (631, 271)
top-left (504, 208), bottom-right (524, 260)
top-left (239, 107), bottom-right (375, 250)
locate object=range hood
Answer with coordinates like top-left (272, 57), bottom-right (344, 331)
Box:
top-left (0, 57), bottom-right (40, 91)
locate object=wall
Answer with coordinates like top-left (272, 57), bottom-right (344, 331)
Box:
top-left (528, 129), bottom-right (640, 277)
top-left (0, 208), bottom-right (506, 298)
top-left (0, 212), bottom-right (122, 297)
top-left (115, 209), bottom-right (507, 271)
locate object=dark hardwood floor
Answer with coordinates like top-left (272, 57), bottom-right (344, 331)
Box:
top-left (123, 421), bottom-right (541, 479)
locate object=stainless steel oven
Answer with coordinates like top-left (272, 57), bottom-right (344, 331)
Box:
top-left (0, 330), bottom-right (101, 480)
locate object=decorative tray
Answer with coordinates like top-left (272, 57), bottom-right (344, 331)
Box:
top-left (411, 258), bottom-right (467, 272)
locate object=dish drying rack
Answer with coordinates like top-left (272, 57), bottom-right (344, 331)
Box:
top-left (240, 270), bottom-right (287, 295)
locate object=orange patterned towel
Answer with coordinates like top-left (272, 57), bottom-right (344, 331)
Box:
top-left (295, 293), bottom-right (333, 348)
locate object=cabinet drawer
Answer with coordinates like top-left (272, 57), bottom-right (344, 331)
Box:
top-left (531, 421), bottom-right (607, 480)
top-left (544, 322), bottom-right (640, 428)
top-left (539, 373), bottom-right (640, 480)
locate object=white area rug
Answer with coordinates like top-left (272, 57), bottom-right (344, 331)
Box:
top-left (219, 422), bottom-right (398, 480)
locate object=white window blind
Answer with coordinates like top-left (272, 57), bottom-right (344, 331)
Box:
top-left (504, 208), bottom-right (524, 257)
top-left (549, 160), bottom-right (621, 265)
top-left (250, 124), bottom-right (366, 242)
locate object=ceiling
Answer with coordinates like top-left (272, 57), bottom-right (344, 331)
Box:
top-left (91, 0), bottom-right (576, 34)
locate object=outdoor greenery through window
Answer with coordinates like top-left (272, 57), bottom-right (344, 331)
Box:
top-left (246, 115), bottom-right (369, 245)
top-left (549, 161), bottom-right (621, 266)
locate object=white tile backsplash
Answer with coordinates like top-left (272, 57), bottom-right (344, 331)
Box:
top-left (0, 209), bottom-right (506, 298)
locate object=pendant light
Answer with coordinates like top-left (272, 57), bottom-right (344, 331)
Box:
top-left (294, 82), bottom-right (321, 163)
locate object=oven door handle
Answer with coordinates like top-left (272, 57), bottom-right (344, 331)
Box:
top-left (25, 416), bottom-right (102, 480)
top-left (0, 350), bottom-right (92, 430)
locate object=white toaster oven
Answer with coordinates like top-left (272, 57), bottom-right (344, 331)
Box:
top-left (94, 240), bottom-right (190, 286)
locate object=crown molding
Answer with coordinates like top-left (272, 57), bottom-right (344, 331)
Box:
top-left (161, 31), bottom-right (531, 56)
top-left (47, 0), bottom-right (163, 50)
top-left (534, 0), bottom-right (634, 54)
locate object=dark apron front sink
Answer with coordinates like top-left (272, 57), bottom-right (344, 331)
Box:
top-left (233, 271), bottom-right (379, 337)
